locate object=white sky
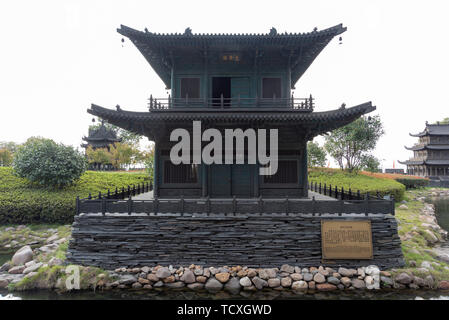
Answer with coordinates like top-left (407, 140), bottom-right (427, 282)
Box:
top-left (1, 0), bottom-right (448, 169)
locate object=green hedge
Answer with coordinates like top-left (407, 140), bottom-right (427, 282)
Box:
top-left (308, 168), bottom-right (406, 201)
top-left (0, 167), bottom-right (148, 224)
top-left (394, 177), bottom-right (429, 189)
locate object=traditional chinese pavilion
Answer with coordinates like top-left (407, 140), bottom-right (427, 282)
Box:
top-left (68, 24), bottom-right (405, 270)
top-left (88, 24), bottom-right (375, 198)
top-left (400, 121), bottom-right (449, 178)
top-left (81, 121), bottom-right (122, 151)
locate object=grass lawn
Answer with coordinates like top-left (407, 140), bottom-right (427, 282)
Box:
top-left (0, 167), bottom-right (149, 224)
top-left (308, 168), bottom-right (406, 201)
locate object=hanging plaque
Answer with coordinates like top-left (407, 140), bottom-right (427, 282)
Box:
top-left (321, 220), bottom-right (373, 260)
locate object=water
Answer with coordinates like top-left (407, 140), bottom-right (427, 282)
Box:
top-left (0, 252), bottom-right (13, 266)
top-left (0, 288), bottom-right (448, 300)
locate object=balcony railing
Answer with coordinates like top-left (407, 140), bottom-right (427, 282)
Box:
top-left (147, 94), bottom-right (314, 111)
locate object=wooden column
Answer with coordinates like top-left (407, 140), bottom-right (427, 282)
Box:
top-left (153, 141), bottom-right (160, 198)
top-left (301, 144), bottom-right (308, 197)
top-left (202, 164), bottom-right (208, 197)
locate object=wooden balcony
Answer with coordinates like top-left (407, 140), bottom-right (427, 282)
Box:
top-left (147, 94), bottom-right (315, 111)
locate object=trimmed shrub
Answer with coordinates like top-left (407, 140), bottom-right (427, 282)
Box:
top-left (13, 137), bottom-right (87, 187)
top-left (394, 177), bottom-right (429, 189)
top-left (308, 168), bottom-right (406, 201)
top-left (0, 168), bottom-right (148, 224)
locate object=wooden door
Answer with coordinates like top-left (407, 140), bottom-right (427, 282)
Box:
top-left (209, 164), bottom-right (231, 197)
top-left (231, 77), bottom-right (250, 107)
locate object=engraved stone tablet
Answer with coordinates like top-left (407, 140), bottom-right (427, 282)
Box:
top-left (321, 220), bottom-right (373, 259)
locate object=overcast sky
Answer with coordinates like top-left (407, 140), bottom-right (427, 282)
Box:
top-left (1, 0), bottom-right (448, 169)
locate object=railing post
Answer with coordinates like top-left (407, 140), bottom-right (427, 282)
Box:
top-left (357, 190), bottom-right (361, 200)
top-left (232, 195), bottom-right (236, 215)
top-left (98, 191), bottom-right (102, 200)
top-left (324, 184), bottom-right (327, 196)
top-left (115, 187), bottom-right (118, 199)
top-left (329, 184), bottom-right (332, 197)
top-left (364, 193), bottom-right (369, 216)
top-left (107, 189), bottom-right (110, 199)
top-left (206, 196), bottom-right (210, 215)
top-left (154, 197), bottom-right (159, 214)
top-left (88, 192), bottom-right (92, 200)
top-left (102, 198), bottom-right (106, 216)
top-left (180, 195), bottom-right (185, 216)
top-left (258, 195), bottom-right (263, 214)
top-left (220, 94), bottom-right (224, 109)
top-left (132, 184), bottom-right (136, 196)
top-left (127, 196), bottom-right (132, 215)
top-left (168, 94), bottom-right (171, 109)
top-left (319, 183), bottom-right (321, 194)
top-left (335, 185), bottom-right (338, 199)
top-left (122, 187), bottom-right (125, 199)
top-left (149, 94), bottom-right (153, 109)
top-left (341, 186), bottom-right (344, 200)
top-left (348, 188), bottom-right (352, 200)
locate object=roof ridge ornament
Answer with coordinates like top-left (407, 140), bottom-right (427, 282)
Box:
top-left (269, 27), bottom-right (277, 36)
top-left (184, 27), bottom-right (192, 36)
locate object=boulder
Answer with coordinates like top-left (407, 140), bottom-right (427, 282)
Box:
top-left (147, 274), bottom-right (159, 282)
top-left (290, 273), bottom-right (302, 281)
top-left (11, 246), bottom-right (33, 266)
top-left (155, 267), bottom-right (171, 279)
top-left (267, 278), bottom-right (280, 288)
top-left (118, 274), bottom-right (137, 285)
top-left (239, 276), bottom-right (252, 287)
top-left (131, 282), bottom-right (142, 289)
top-left (316, 283), bottom-right (337, 291)
top-left (165, 282), bottom-right (185, 289)
top-left (338, 267), bottom-right (356, 277)
top-left (180, 270), bottom-right (196, 284)
top-left (327, 277), bottom-right (340, 285)
top-left (303, 273), bottom-right (313, 281)
top-left (252, 276), bottom-right (267, 290)
top-left (196, 276), bottom-right (207, 283)
top-left (205, 278), bottom-right (223, 291)
top-left (280, 264), bottom-right (295, 273)
top-left (187, 283), bottom-right (204, 290)
top-left (365, 265), bottom-right (380, 276)
top-left (8, 265), bottom-right (25, 274)
top-left (394, 272), bottom-right (412, 285)
top-left (280, 277), bottom-right (292, 287)
top-left (438, 281), bottom-right (449, 290)
top-left (381, 276), bottom-right (393, 286)
top-left (0, 263), bottom-right (11, 272)
top-left (224, 277), bottom-right (241, 294)
top-left (23, 262), bottom-right (43, 274)
top-left (48, 257), bottom-right (63, 266)
top-left (351, 279), bottom-right (366, 289)
top-left (313, 273), bottom-right (326, 284)
top-left (215, 272), bottom-right (230, 283)
top-left (291, 280), bottom-right (308, 290)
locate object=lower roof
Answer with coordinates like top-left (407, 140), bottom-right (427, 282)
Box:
top-left (87, 102), bottom-right (375, 141)
top-left (405, 144), bottom-right (449, 151)
top-left (399, 160), bottom-right (449, 166)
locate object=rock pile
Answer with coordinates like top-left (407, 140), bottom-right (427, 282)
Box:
top-left (106, 264), bottom-right (413, 292)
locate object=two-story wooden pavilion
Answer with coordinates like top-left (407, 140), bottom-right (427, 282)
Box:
top-left (400, 122), bottom-right (449, 178)
top-left (88, 24), bottom-right (375, 198)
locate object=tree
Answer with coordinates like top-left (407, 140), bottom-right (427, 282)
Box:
top-left (109, 142), bottom-right (142, 169)
top-left (85, 146), bottom-right (113, 166)
top-left (360, 154), bottom-right (382, 173)
top-left (142, 145), bottom-right (155, 182)
top-left (13, 137), bottom-right (87, 187)
top-left (307, 141), bottom-right (327, 167)
top-left (324, 115), bottom-right (385, 172)
top-left (89, 118), bottom-right (142, 145)
top-left (0, 148), bottom-right (13, 167)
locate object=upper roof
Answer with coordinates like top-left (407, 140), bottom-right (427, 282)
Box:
top-left (410, 123), bottom-right (449, 137)
top-left (87, 101), bottom-right (374, 141)
top-left (405, 144), bottom-right (449, 151)
top-left (81, 122), bottom-right (122, 148)
top-left (117, 24), bottom-right (347, 89)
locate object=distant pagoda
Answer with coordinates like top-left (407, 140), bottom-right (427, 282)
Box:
top-left (399, 121), bottom-right (449, 178)
top-left (81, 121), bottom-right (122, 151)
